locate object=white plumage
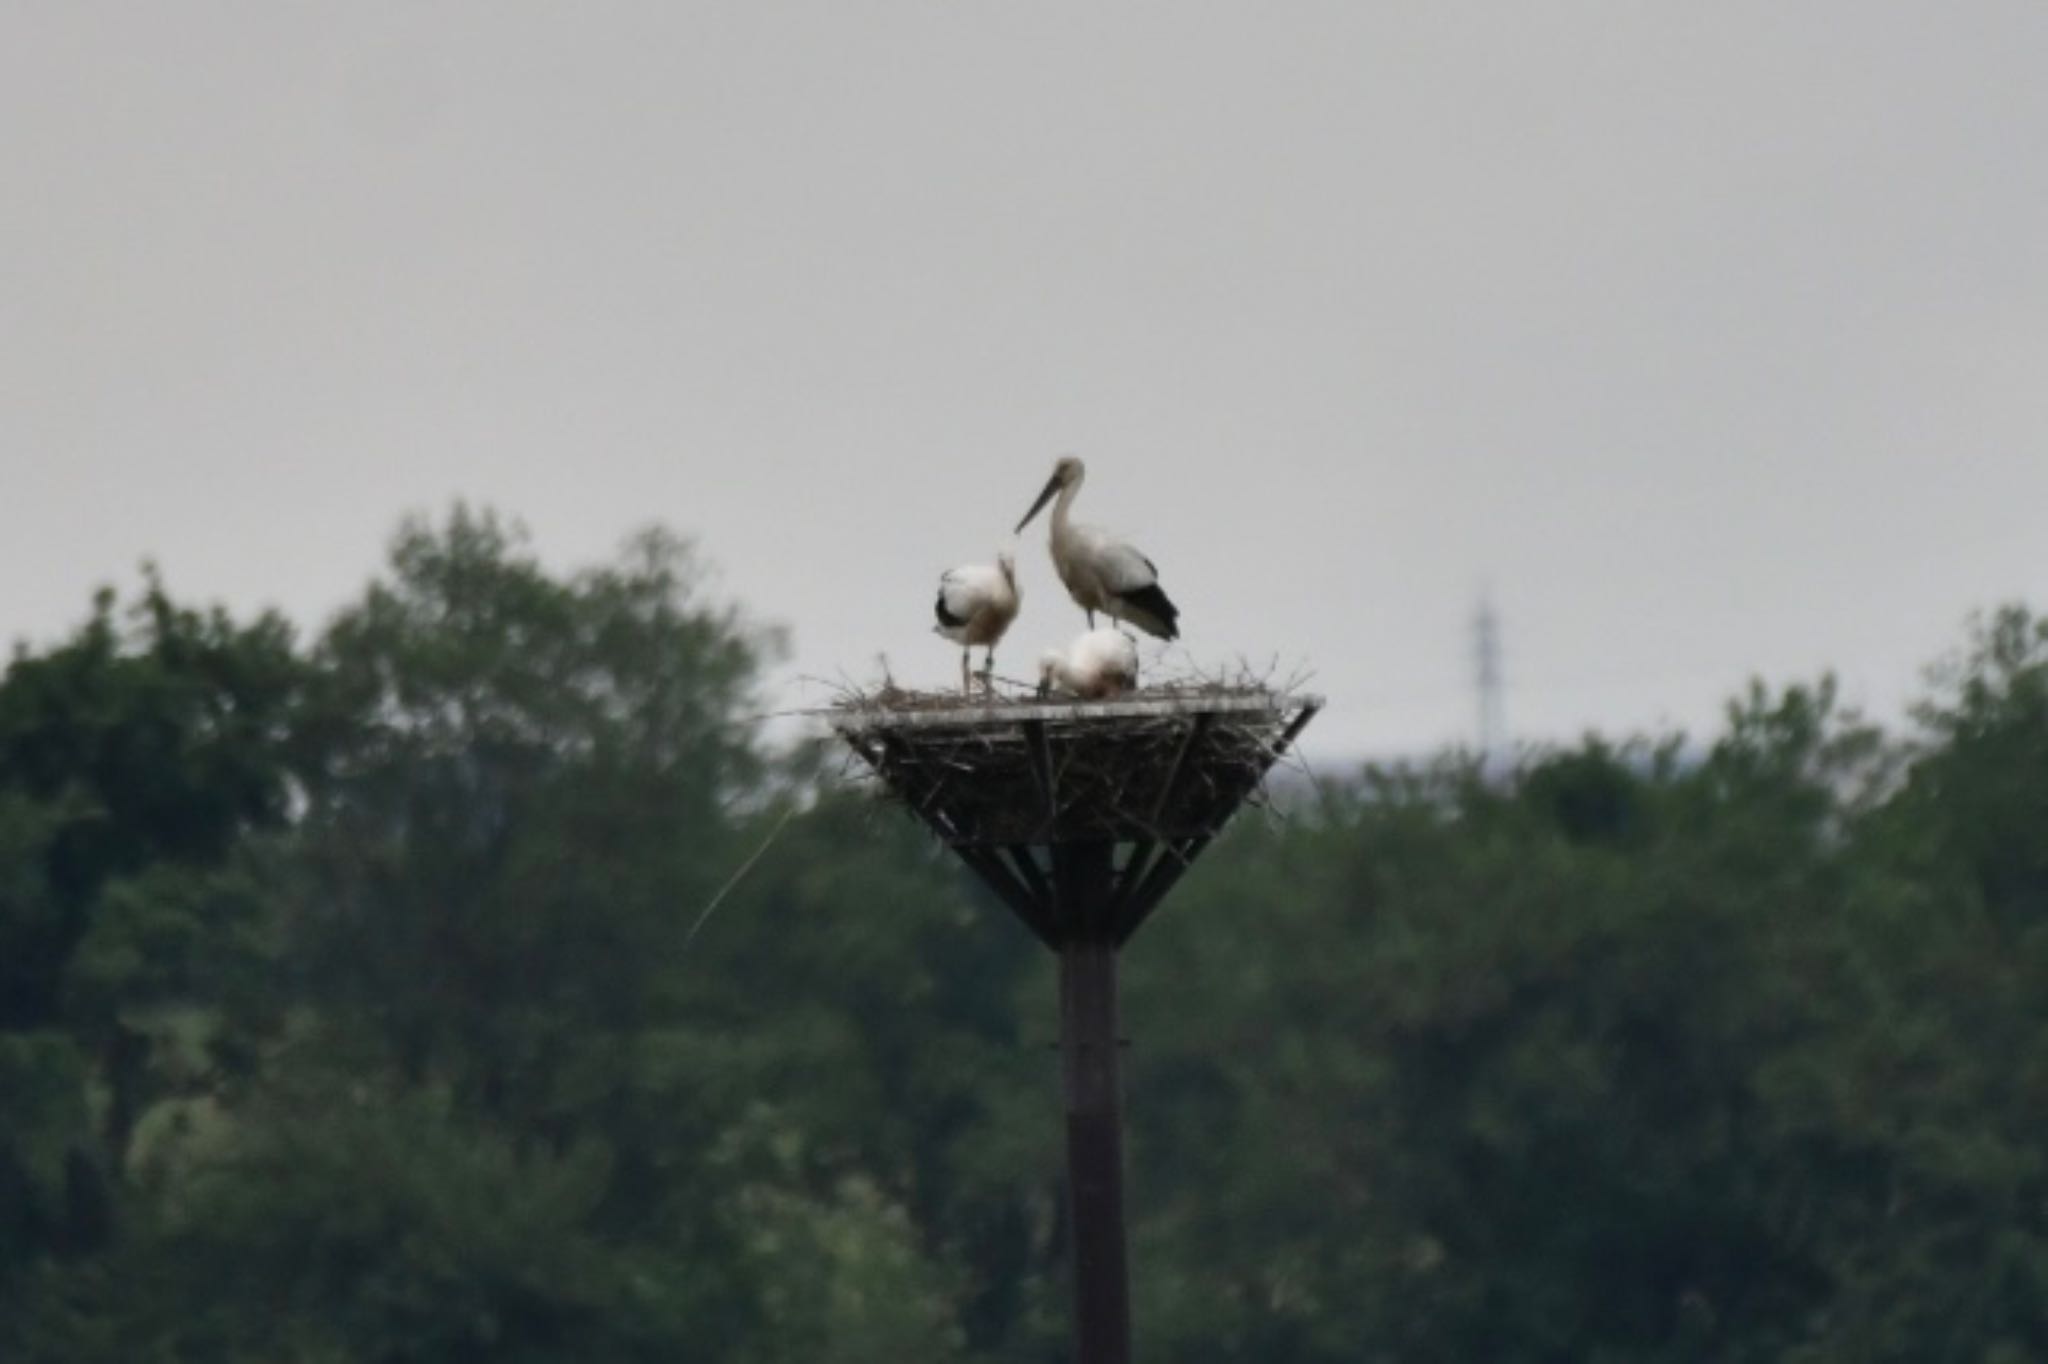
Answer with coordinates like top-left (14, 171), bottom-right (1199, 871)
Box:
top-left (933, 552), bottom-right (1020, 692)
top-left (1038, 629), bottom-right (1141, 699)
top-left (1015, 456), bottom-right (1181, 641)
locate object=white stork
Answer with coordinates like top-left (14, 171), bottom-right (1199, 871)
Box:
top-left (1015, 456), bottom-right (1181, 641)
top-left (1038, 628), bottom-right (1140, 699)
top-left (933, 552), bottom-right (1020, 693)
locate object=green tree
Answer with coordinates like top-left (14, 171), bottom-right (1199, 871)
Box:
top-left (286, 508), bottom-right (777, 1128)
top-left (1122, 685), bottom-right (1895, 1363)
top-left (0, 577), bottom-right (309, 1319)
top-left (697, 781), bottom-right (1064, 1362)
top-left (1775, 609), bottom-right (2048, 1362)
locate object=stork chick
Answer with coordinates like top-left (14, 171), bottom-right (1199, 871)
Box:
top-left (1015, 455), bottom-right (1180, 641)
top-left (934, 552), bottom-right (1020, 693)
top-left (1038, 628), bottom-right (1140, 700)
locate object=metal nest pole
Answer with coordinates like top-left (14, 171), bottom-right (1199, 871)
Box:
top-left (832, 685), bottom-right (1321, 1364)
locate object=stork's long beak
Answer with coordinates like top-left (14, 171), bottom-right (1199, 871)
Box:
top-left (1015, 473), bottom-right (1062, 533)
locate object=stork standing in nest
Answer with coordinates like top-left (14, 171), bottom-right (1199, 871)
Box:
top-left (933, 552), bottom-right (1020, 693)
top-left (1039, 628), bottom-right (1140, 699)
top-left (1016, 456), bottom-right (1181, 641)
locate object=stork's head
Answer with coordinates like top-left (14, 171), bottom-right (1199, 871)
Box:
top-left (1015, 455), bottom-right (1086, 533)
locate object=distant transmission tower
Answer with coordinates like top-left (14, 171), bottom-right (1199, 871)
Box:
top-left (1474, 592), bottom-right (1506, 773)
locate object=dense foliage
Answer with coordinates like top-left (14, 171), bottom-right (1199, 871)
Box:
top-left (3, 508), bottom-right (2043, 1361)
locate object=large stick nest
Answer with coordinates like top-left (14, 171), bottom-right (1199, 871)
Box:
top-left (828, 679), bottom-right (1321, 849)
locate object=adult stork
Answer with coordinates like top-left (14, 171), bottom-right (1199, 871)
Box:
top-left (1038, 628), bottom-right (1140, 699)
top-left (1015, 456), bottom-right (1181, 641)
top-left (933, 552), bottom-right (1021, 693)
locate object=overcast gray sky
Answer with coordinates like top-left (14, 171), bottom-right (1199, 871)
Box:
top-left (5, 4), bottom-right (2045, 761)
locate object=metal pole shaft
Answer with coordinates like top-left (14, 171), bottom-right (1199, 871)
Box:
top-left (1060, 932), bottom-right (1130, 1363)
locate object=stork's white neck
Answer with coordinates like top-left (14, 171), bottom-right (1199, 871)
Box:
top-left (1049, 473), bottom-right (1082, 540)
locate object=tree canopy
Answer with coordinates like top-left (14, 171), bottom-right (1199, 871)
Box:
top-left (3, 510), bottom-right (2044, 1361)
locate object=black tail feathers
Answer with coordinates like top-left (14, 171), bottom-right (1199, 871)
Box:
top-left (1115, 584), bottom-right (1180, 641)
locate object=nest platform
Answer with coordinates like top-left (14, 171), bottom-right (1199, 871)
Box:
top-left (831, 685), bottom-right (1321, 947)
